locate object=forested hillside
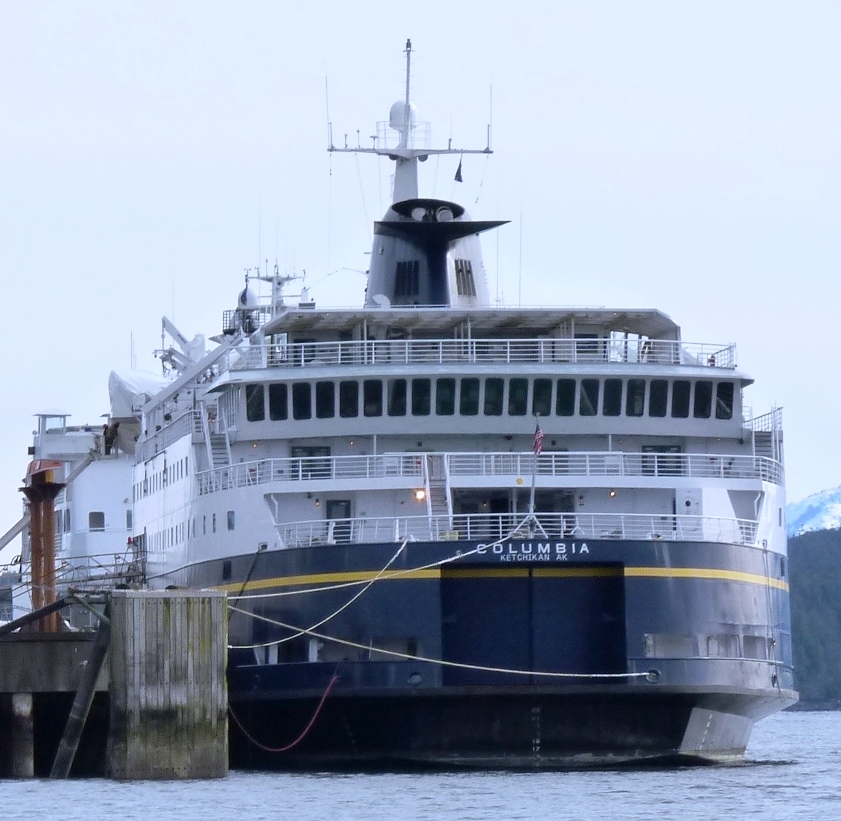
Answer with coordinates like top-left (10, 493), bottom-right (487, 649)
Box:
top-left (789, 529), bottom-right (841, 705)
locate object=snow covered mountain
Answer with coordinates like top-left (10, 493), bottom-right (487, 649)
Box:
top-left (787, 486), bottom-right (841, 537)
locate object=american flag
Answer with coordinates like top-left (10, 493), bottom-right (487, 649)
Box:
top-left (533, 421), bottom-right (544, 456)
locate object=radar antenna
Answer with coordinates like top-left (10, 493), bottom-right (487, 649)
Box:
top-left (327, 40), bottom-right (491, 202)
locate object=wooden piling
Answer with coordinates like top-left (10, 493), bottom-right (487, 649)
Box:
top-left (0, 693), bottom-right (35, 778)
top-left (50, 605), bottom-right (112, 778)
top-left (106, 590), bottom-right (228, 780)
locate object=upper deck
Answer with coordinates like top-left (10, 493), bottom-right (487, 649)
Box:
top-left (223, 335), bottom-right (736, 374)
top-left (212, 304), bottom-right (739, 381)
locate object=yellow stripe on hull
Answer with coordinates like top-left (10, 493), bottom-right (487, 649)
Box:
top-left (217, 565), bottom-right (788, 593)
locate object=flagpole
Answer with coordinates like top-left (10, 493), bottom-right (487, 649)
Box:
top-left (529, 422), bottom-right (538, 517)
top-left (528, 414), bottom-right (540, 537)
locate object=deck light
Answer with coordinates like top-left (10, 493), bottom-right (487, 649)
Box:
top-left (414, 489), bottom-right (426, 502)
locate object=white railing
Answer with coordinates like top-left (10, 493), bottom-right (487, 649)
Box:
top-left (224, 338), bottom-right (736, 372)
top-left (9, 548), bottom-right (146, 594)
top-left (196, 451), bottom-right (782, 495)
top-left (136, 410), bottom-right (202, 462)
top-left (277, 512), bottom-right (758, 549)
top-left (197, 453), bottom-right (425, 494)
top-left (446, 452), bottom-right (784, 483)
top-left (745, 408), bottom-right (783, 433)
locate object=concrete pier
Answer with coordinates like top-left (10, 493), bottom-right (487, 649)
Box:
top-left (0, 590), bottom-right (228, 779)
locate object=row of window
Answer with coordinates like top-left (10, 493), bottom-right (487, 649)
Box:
top-left (134, 456), bottom-right (190, 501)
top-left (244, 377), bottom-right (736, 423)
top-left (51, 509), bottom-right (133, 533)
top-left (146, 511), bottom-right (236, 553)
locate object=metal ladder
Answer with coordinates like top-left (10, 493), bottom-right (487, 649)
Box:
top-left (424, 454), bottom-right (452, 527)
top-left (201, 403), bottom-right (231, 468)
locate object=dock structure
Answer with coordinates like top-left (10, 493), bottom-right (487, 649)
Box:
top-left (0, 590), bottom-right (228, 779)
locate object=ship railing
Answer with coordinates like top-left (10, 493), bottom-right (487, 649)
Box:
top-left (10, 549), bottom-right (146, 595)
top-left (136, 410), bottom-right (203, 462)
top-left (196, 451), bottom-right (782, 495)
top-left (744, 408), bottom-right (784, 433)
top-left (447, 452), bottom-right (784, 484)
top-left (276, 512), bottom-right (759, 549)
top-left (54, 551), bottom-right (146, 588)
top-left (225, 338), bottom-right (737, 372)
top-left (197, 453), bottom-right (426, 494)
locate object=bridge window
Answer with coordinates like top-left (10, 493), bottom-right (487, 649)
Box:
top-left (89, 511), bottom-right (105, 532)
top-left (245, 384), bottom-right (265, 421)
top-left (715, 382), bottom-right (734, 420)
top-left (268, 383), bottom-right (288, 420)
top-left (672, 380), bottom-right (690, 418)
top-left (339, 381), bottom-right (359, 417)
top-left (694, 380), bottom-right (713, 418)
top-left (484, 378), bottom-right (504, 416)
top-left (649, 380), bottom-right (668, 417)
top-left (411, 378), bottom-right (431, 415)
top-left (580, 379), bottom-right (599, 416)
top-left (508, 378), bottom-right (528, 416)
top-left (627, 379), bottom-right (646, 417)
top-left (533, 379), bottom-right (552, 417)
top-left (556, 379), bottom-right (576, 416)
top-left (460, 378), bottom-right (480, 415)
top-left (436, 378), bottom-right (456, 415)
top-left (315, 381), bottom-right (335, 419)
top-left (363, 380), bottom-right (383, 416)
top-left (292, 383), bottom-right (312, 420)
top-left (387, 379), bottom-right (407, 416)
top-left (603, 378), bottom-right (622, 417)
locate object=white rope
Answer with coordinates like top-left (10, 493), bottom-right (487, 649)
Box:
top-left (229, 518), bottom-right (529, 602)
top-left (236, 540), bottom-right (409, 649)
top-left (228, 604), bottom-right (651, 680)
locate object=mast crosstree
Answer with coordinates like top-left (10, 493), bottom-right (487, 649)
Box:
top-left (328, 39), bottom-right (491, 202)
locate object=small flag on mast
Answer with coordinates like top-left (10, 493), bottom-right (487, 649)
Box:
top-left (533, 420), bottom-right (544, 456)
top-left (454, 158), bottom-right (463, 182)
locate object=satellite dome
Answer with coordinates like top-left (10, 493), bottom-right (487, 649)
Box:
top-left (389, 101), bottom-right (417, 131)
top-left (238, 285), bottom-right (258, 309)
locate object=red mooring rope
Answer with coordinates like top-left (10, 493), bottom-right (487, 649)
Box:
top-left (228, 674), bottom-right (340, 753)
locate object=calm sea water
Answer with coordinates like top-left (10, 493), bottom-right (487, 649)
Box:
top-left (2, 711), bottom-right (839, 821)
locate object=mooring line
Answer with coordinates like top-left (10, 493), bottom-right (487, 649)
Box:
top-left (228, 673), bottom-right (340, 754)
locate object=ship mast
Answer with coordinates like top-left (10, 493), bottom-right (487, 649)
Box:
top-left (400, 38), bottom-right (412, 151)
top-left (327, 39), bottom-right (492, 204)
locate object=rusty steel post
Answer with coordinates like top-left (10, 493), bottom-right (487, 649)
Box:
top-left (21, 461), bottom-right (65, 633)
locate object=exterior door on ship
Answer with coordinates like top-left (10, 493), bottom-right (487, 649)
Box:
top-left (326, 499), bottom-right (352, 543)
top-left (440, 565), bottom-right (626, 685)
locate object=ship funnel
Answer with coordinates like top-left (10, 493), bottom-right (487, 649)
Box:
top-left (365, 197), bottom-right (507, 308)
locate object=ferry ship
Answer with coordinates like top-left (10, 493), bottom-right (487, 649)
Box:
top-left (10, 41), bottom-right (796, 768)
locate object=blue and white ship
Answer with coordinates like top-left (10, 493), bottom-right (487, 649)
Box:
top-left (13, 40), bottom-right (797, 768)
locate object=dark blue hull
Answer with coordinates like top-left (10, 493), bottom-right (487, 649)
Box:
top-left (169, 537), bottom-right (797, 768)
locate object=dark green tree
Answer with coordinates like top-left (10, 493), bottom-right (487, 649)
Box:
top-left (789, 529), bottom-right (841, 704)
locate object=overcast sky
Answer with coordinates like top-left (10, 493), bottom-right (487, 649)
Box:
top-left (1, 2), bottom-right (839, 562)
